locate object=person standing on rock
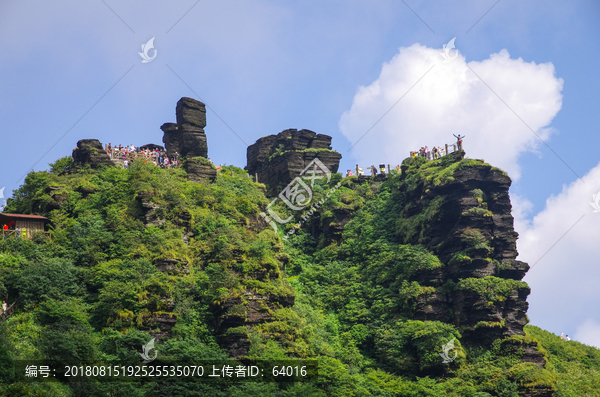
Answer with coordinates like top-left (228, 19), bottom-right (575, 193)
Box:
top-left (2, 301), bottom-right (7, 318)
top-left (356, 164), bottom-right (364, 176)
top-left (453, 134), bottom-right (465, 151)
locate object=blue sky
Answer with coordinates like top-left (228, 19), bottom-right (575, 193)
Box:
top-left (1, 0), bottom-right (599, 344)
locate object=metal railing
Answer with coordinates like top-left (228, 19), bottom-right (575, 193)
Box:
top-left (0, 230), bottom-right (51, 240)
top-left (0, 299), bottom-right (19, 326)
top-left (409, 142), bottom-right (464, 161)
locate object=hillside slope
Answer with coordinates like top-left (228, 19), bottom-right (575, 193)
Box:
top-left (0, 154), bottom-right (598, 396)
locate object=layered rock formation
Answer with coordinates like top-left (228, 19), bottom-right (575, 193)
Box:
top-left (212, 291), bottom-right (296, 358)
top-left (135, 258), bottom-right (185, 343)
top-left (161, 97), bottom-right (208, 158)
top-left (392, 153), bottom-right (531, 342)
top-left (72, 139), bottom-right (113, 169)
top-left (160, 97), bottom-right (216, 182)
top-left (182, 157), bottom-right (217, 183)
top-left (308, 152), bottom-right (533, 344)
top-left (246, 129), bottom-right (342, 195)
top-left (137, 190), bottom-right (165, 227)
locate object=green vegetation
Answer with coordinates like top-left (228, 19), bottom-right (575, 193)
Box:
top-left (268, 147), bottom-right (340, 162)
top-left (184, 156), bottom-right (217, 169)
top-left (525, 325), bottom-right (600, 395)
top-left (0, 155), bottom-right (598, 396)
top-left (456, 277), bottom-right (528, 304)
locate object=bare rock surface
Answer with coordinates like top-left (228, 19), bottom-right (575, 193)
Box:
top-left (246, 129), bottom-right (341, 195)
top-left (183, 157), bottom-right (217, 182)
top-left (161, 97), bottom-right (208, 159)
top-left (72, 139), bottom-right (113, 169)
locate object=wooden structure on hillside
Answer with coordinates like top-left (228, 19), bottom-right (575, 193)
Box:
top-left (0, 213), bottom-right (49, 239)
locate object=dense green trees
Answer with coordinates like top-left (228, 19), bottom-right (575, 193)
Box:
top-left (0, 157), bottom-right (598, 396)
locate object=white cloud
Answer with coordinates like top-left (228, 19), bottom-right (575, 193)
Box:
top-left (510, 193), bottom-right (534, 234)
top-left (339, 43), bottom-right (563, 180)
top-left (574, 319), bottom-right (600, 348)
top-left (339, 43), bottom-right (600, 339)
top-left (517, 162), bottom-right (600, 337)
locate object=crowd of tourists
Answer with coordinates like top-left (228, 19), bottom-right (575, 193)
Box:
top-left (2, 223), bottom-right (28, 237)
top-left (346, 164), bottom-right (400, 177)
top-left (411, 135), bottom-right (464, 160)
top-left (345, 135), bottom-right (465, 177)
top-left (411, 145), bottom-right (446, 160)
top-left (104, 143), bottom-right (182, 169)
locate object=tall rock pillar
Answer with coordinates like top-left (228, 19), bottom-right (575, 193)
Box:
top-left (161, 97), bottom-right (215, 182)
top-left (161, 97), bottom-right (208, 159)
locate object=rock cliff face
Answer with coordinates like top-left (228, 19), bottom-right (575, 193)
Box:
top-left (309, 152), bottom-right (550, 394)
top-left (311, 152), bottom-right (537, 345)
top-left (212, 291), bottom-right (296, 358)
top-left (246, 129), bottom-right (341, 195)
top-left (392, 153), bottom-right (531, 342)
top-left (161, 97), bottom-right (208, 159)
top-left (72, 139), bottom-right (113, 169)
top-left (182, 157), bottom-right (217, 183)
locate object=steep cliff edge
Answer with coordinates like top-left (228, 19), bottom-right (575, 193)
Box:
top-left (280, 151), bottom-right (555, 396)
top-left (394, 153), bottom-right (531, 341)
top-left (298, 152), bottom-right (531, 341)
